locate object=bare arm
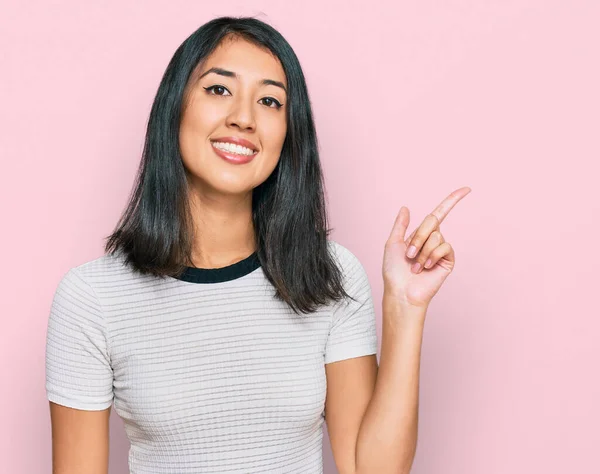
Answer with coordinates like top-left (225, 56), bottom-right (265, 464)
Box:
top-left (49, 402), bottom-right (111, 474)
top-left (325, 299), bottom-right (425, 474)
top-left (325, 354), bottom-right (378, 474)
top-left (354, 300), bottom-right (424, 474)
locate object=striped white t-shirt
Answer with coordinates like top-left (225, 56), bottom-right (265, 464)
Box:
top-left (45, 240), bottom-right (379, 474)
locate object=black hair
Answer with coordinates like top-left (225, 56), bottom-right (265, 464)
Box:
top-left (104, 16), bottom-right (353, 315)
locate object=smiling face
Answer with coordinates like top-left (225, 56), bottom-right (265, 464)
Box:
top-left (179, 36), bottom-right (288, 197)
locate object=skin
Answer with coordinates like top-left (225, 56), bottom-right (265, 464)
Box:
top-left (50, 27), bottom-right (471, 471)
top-left (49, 404), bottom-right (110, 474)
top-left (49, 36), bottom-right (289, 473)
top-left (179, 35), bottom-right (288, 268)
top-left (383, 186), bottom-right (472, 307)
top-left (326, 187), bottom-right (471, 474)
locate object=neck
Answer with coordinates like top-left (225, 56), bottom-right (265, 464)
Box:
top-left (187, 186), bottom-right (256, 269)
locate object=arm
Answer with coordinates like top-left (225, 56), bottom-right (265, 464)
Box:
top-left (325, 354), bottom-right (378, 474)
top-left (354, 298), bottom-right (424, 474)
top-left (325, 296), bottom-right (425, 474)
top-left (45, 267), bottom-right (114, 473)
top-left (49, 403), bottom-right (110, 474)
top-left (326, 189), bottom-right (464, 472)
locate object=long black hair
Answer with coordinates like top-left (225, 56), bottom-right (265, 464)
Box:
top-left (104, 16), bottom-right (353, 315)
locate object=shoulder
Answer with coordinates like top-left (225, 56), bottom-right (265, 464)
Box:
top-left (49, 251), bottom-right (142, 334)
top-left (327, 239), bottom-right (368, 276)
top-left (73, 250), bottom-right (129, 280)
top-left (53, 251), bottom-right (140, 300)
top-left (328, 239), bottom-right (358, 263)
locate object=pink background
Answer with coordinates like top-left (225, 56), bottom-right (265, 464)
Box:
top-left (1, 0), bottom-right (598, 472)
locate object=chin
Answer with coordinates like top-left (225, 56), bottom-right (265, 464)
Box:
top-left (202, 175), bottom-right (257, 196)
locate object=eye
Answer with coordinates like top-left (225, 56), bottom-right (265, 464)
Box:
top-left (203, 85), bottom-right (231, 96)
top-left (259, 97), bottom-right (283, 109)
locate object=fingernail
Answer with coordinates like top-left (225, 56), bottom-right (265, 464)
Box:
top-left (425, 258), bottom-right (432, 268)
top-left (412, 262), bottom-right (421, 273)
top-left (407, 245), bottom-right (417, 258)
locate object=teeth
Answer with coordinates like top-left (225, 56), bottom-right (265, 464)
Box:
top-left (211, 141), bottom-right (256, 156)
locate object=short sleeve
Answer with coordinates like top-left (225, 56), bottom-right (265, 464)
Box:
top-left (324, 242), bottom-right (379, 364)
top-left (45, 267), bottom-right (114, 410)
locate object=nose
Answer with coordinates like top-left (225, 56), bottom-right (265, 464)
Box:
top-left (226, 94), bottom-right (256, 131)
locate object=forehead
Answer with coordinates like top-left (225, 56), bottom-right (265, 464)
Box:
top-left (199, 37), bottom-right (287, 86)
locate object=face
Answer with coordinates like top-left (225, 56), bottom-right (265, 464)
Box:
top-left (179, 36), bottom-right (288, 197)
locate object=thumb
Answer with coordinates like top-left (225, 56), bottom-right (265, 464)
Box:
top-left (387, 206), bottom-right (410, 245)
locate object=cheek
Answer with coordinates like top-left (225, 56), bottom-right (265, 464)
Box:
top-left (179, 102), bottom-right (222, 161)
top-left (260, 113), bottom-right (287, 156)
top-left (184, 101), bottom-right (222, 136)
top-left (253, 118), bottom-right (286, 183)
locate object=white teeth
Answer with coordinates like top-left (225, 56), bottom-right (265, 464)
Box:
top-left (211, 141), bottom-right (256, 156)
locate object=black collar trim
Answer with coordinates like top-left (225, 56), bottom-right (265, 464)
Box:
top-left (174, 252), bottom-right (261, 284)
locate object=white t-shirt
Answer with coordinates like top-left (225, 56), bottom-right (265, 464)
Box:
top-left (45, 240), bottom-right (379, 473)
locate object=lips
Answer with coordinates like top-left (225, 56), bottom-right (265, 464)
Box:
top-left (210, 137), bottom-right (258, 165)
top-left (210, 136), bottom-right (258, 152)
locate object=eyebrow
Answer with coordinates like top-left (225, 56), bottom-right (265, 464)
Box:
top-left (198, 67), bottom-right (287, 95)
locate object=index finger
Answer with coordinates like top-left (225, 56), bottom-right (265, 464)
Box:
top-left (431, 186), bottom-right (471, 224)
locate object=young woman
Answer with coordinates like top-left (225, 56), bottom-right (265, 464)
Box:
top-left (45, 15), bottom-right (469, 474)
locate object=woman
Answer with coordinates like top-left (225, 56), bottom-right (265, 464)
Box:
top-left (45, 15), bottom-right (469, 474)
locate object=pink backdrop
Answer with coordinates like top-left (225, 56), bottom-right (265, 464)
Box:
top-left (1, 1), bottom-right (598, 472)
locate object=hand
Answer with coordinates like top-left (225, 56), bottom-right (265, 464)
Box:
top-left (382, 186), bottom-right (471, 310)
